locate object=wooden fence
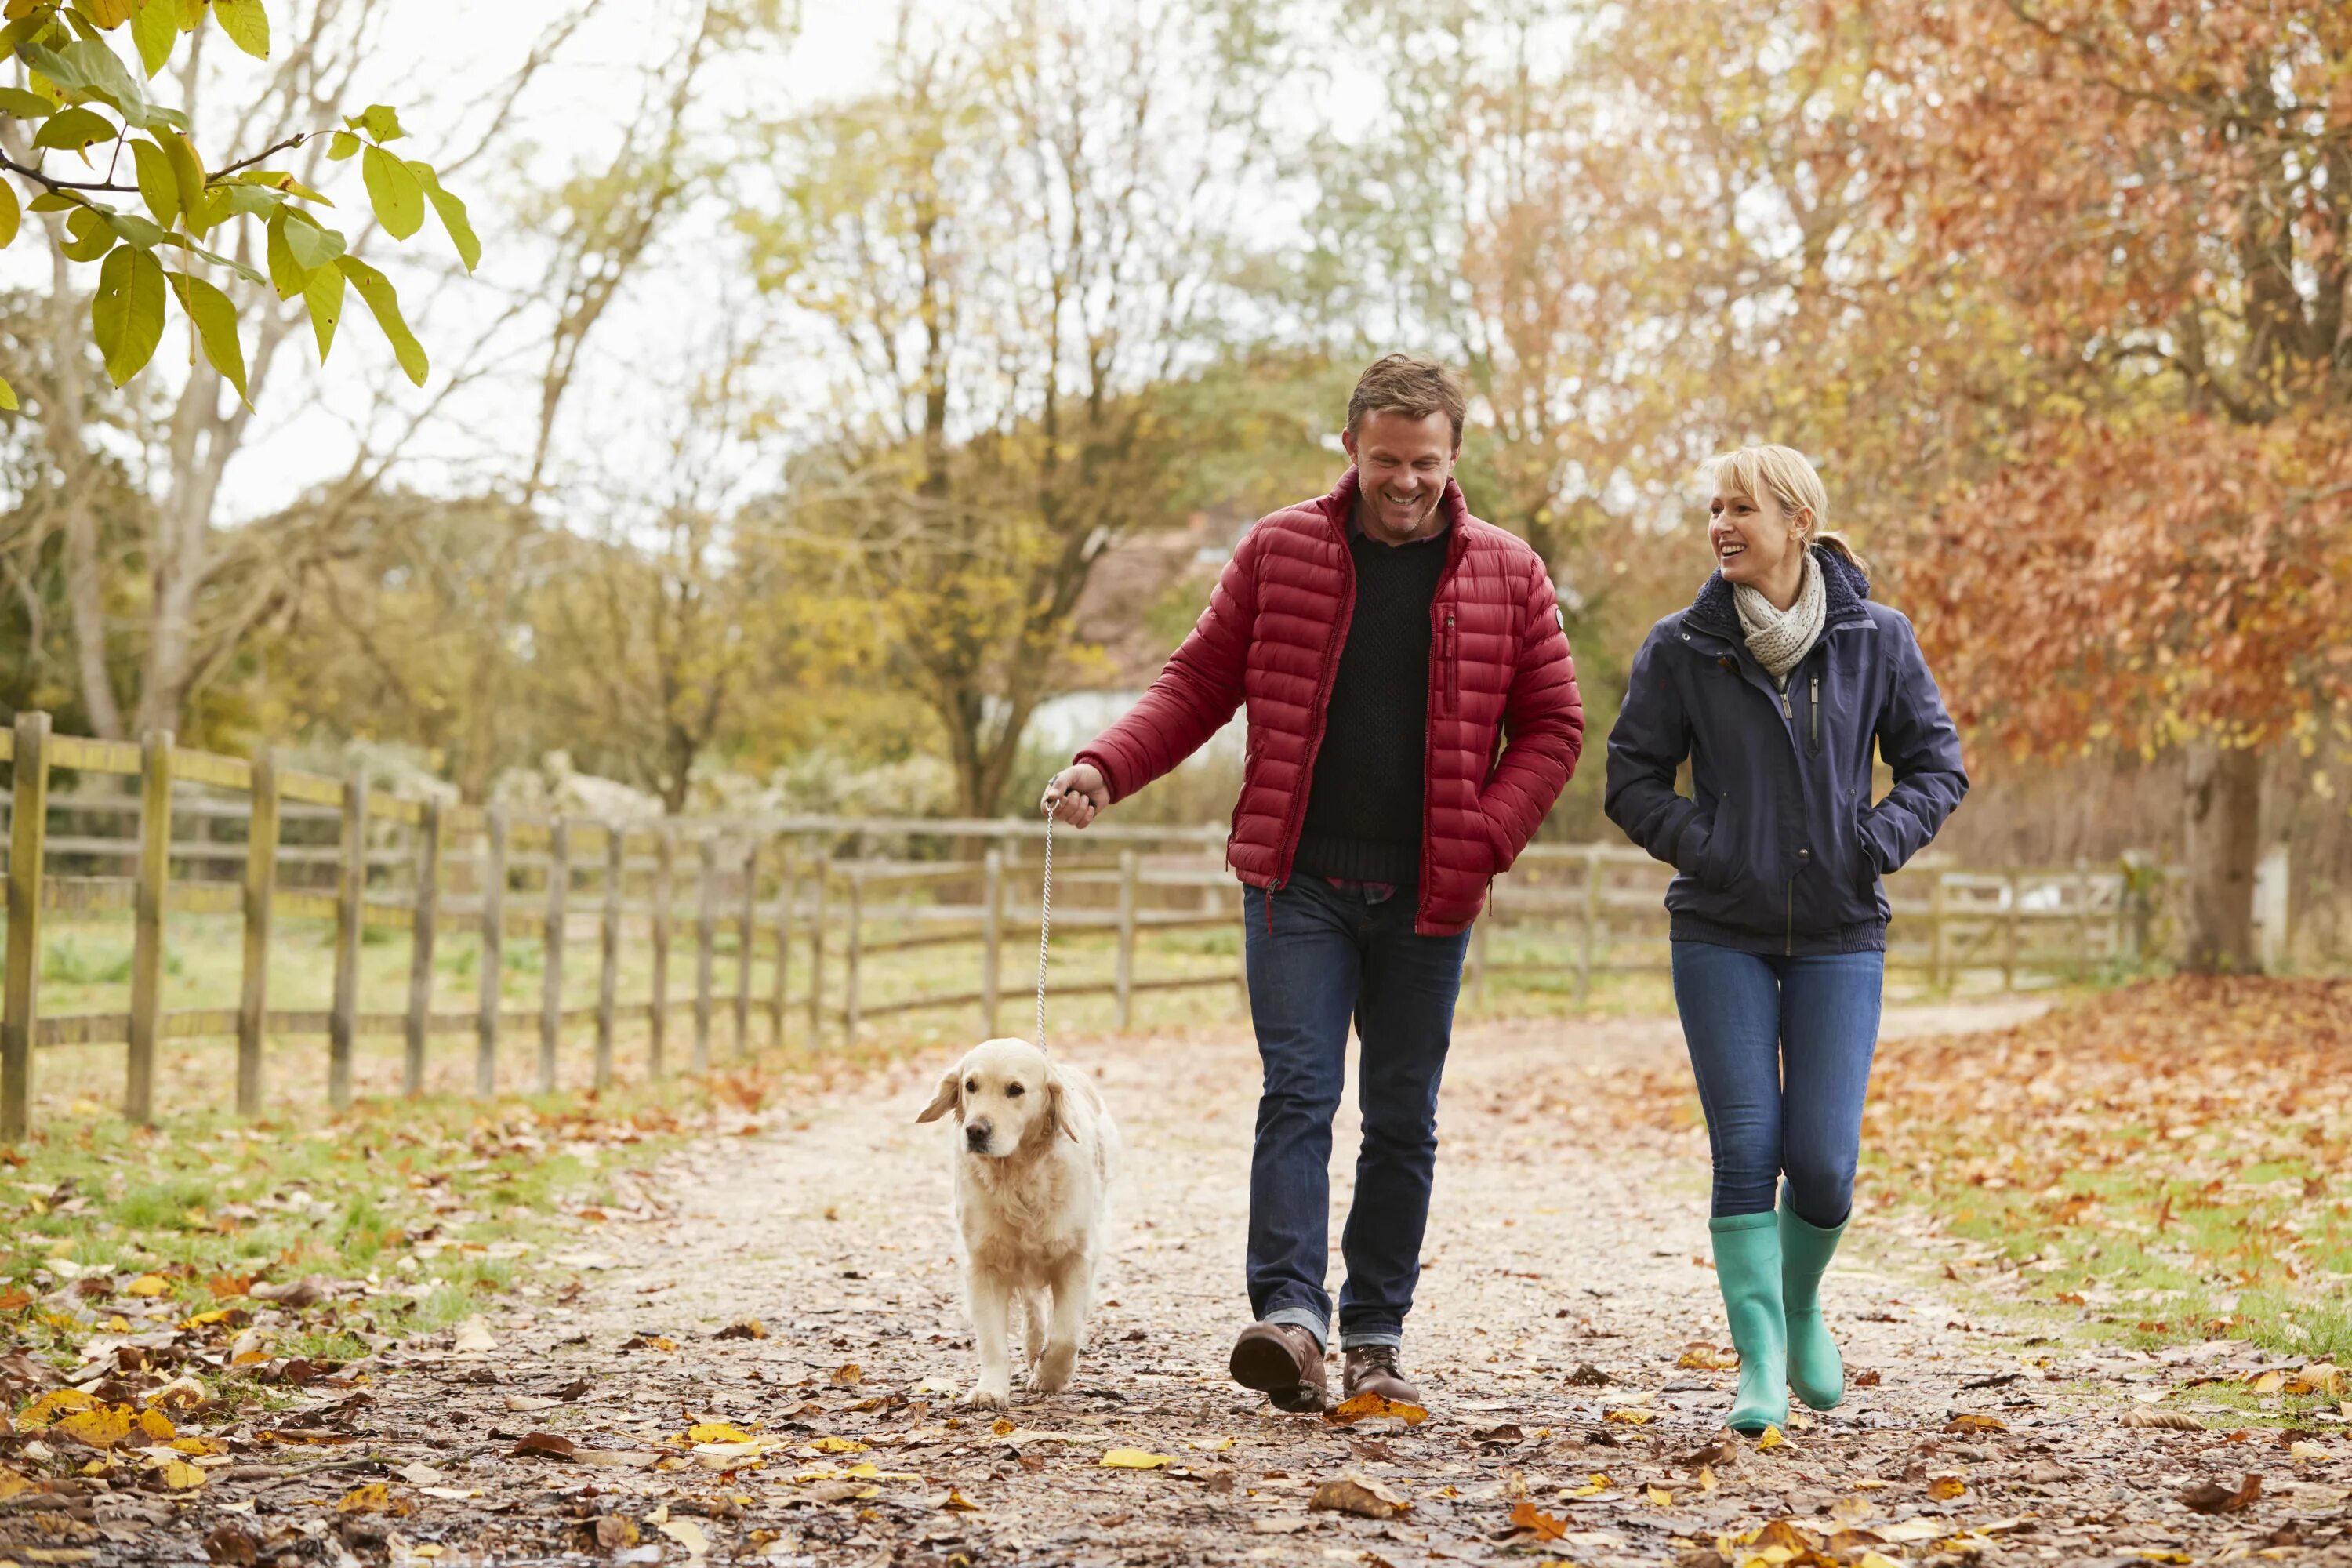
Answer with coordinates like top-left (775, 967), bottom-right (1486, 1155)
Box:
top-left (0, 711), bottom-right (2182, 1139)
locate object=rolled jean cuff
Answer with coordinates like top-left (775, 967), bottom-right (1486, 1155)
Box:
top-left (1262, 1306), bottom-right (1329, 1351)
top-left (1338, 1325), bottom-right (1402, 1351)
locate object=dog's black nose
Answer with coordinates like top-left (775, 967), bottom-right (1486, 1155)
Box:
top-left (964, 1122), bottom-right (990, 1149)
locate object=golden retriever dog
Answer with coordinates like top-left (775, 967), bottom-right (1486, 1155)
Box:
top-left (916, 1038), bottom-right (1117, 1408)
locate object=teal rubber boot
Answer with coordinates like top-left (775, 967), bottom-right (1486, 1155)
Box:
top-left (1708, 1212), bottom-right (1788, 1435)
top-left (1780, 1205), bottom-right (1848, 1410)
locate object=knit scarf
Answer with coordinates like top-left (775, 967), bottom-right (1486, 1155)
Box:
top-left (1734, 550), bottom-right (1825, 689)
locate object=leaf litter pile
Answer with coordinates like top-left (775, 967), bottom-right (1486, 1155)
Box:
top-left (5, 1001), bottom-right (2352, 1565)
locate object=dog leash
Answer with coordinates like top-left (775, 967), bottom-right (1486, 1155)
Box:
top-left (1035, 801), bottom-right (1054, 1054)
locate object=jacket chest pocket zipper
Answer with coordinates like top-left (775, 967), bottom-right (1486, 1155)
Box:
top-left (1809, 674), bottom-right (1820, 753)
top-left (1444, 612), bottom-right (1458, 713)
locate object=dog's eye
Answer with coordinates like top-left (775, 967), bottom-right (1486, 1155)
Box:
top-left (965, 1078), bottom-right (978, 1093)
top-left (1005, 1083), bottom-right (1025, 1098)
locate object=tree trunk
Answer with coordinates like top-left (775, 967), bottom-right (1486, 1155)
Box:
top-left (43, 245), bottom-right (125, 740)
top-left (2181, 740), bottom-right (2263, 973)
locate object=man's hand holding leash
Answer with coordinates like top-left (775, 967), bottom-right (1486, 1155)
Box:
top-left (1042, 764), bottom-right (1108, 829)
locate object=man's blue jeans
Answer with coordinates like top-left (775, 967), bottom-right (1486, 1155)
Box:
top-left (1669, 940), bottom-right (1884, 1226)
top-left (1243, 877), bottom-right (1471, 1351)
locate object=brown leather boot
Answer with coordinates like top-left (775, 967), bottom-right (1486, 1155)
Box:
top-left (1229, 1322), bottom-right (1328, 1414)
top-left (1343, 1344), bottom-right (1424, 1406)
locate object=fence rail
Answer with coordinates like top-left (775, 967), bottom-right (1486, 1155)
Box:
top-left (0, 711), bottom-right (2191, 1139)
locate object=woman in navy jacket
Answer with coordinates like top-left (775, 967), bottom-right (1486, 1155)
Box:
top-left (1605, 445), bottom-right (1966, 1435)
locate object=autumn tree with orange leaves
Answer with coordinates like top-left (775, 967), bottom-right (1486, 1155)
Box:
top-left (1861, 0), bottom-right (2352, 971)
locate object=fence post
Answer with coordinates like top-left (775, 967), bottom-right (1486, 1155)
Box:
top-left (807, 850), bottom-right (827, 1046)
top-left (650, 826), bottom-right (673, 1078)
top-left (596, 826), bottom-right (621, 1090)
top-left (2001, 873), bottom-right (2019, 992)
top-left (476, 807), bottom-right (506, 1098)
top-left (127, 728), bottom-right (173, 1125)
top-left (237, 750), bottom-right (277, 1118)
top-left (1115, 849), bottom-right (1137, 1030)
top-left (1577, 847), bottom-right (1599, 1007)
top-left (982, 847), bottom-right (1003, 1038)
top-left (694, 834), bottom-right (716, 1073)
top-left (2075, 861), bottom-right (2092, 975)
top-left (770, 839), bottom-right (793, 1049)
top-left (1930, 872), bottom-right (1949, 990)
top-left (735, 840), bottom-right (757, 1058)
top-left (2, 710), bottom-right (49, 1140)
top-left (329, 774), bottom-right (369, 1112)
top-left (404, 798), bottom-right (442, 1098)
top-left (540, 819), bottom-right (568, 1093)
top-left (844, 871), bottom-right (862, 1040)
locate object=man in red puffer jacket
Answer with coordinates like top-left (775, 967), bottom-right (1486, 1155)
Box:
top-left (1041, 354), bottom-right (1583, 1413)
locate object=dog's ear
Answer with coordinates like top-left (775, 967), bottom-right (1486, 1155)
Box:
top-left (1046, 1069), bottom-right (1080, 1144)
top-left (916, 1065), bottom-right (962, 1124)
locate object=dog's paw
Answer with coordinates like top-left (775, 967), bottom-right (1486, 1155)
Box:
top-left (1034, 1342), bottom-right (1077, 1394)
top-left (961, 1381), bottom-right (1011, 1410)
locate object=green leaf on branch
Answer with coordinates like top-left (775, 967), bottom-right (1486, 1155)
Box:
top-left (0, 180), bottom-right (19, 249)
top-left (361, 143), bottom-right (422, 238)
top-left (60, 204), bottom-right (114, 260)
top-left (157, 125), bottom-right (205, 230)
top-left (128, 0), bottom-right (172, 77)
top-left (129, 134), bottom-right (177, 226)
top-left (408, 160), bottom-right (478, 272)
top-left (166, 267), bottom-right (248, 405)
top-left (327, 129), bottom-right (359, 160)
top-left (76, 0), bottom-right (135, 26)
top-left (335, 254), bottom-right (423, 385)
top-left (33, 103), bottom-right (116, 158)
top-left (220, 168), bottom-right (330, 205)
top-left (0, 86), bottom-right (58, 118)
top-left (100, 207), bottom-right (165, 248)
top-left (24, 38), bottom-right (152, 128)
top-left (91, 241), bottom-right (165, 385)
top-left (343, 103), bottom-right (403, 143)
top-left (264, 207), bottom-right (307, 298)
top-left (280, 209), bottom-right (343, 270)
top-left (209, 0), bottom-right (265, 58)
top-left (303, 256), bottom-right (343, 362)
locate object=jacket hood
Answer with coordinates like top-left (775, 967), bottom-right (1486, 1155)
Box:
top-left (1686, 545), bottom-right (1872, 641)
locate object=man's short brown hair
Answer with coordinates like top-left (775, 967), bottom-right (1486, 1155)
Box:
top-left (1346, 353), bottom-right (1467, 448)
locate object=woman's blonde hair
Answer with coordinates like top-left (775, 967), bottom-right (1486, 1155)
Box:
top-left (1703, 444), bottom-right (1868, 578)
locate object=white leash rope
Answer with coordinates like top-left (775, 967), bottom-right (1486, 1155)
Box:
top-left (1035, 804), bottom-right (1054, 1053)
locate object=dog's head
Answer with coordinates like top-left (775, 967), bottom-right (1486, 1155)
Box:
top-left (916, 1038), bottom-right (1076, 1157)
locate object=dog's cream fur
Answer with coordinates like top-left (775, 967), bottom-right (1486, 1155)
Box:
top-left (916, 1038), bottom-right (1118, 1408)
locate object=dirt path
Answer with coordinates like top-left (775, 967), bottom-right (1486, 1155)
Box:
top-left (153, 1001), bottom-right (2352, 1566)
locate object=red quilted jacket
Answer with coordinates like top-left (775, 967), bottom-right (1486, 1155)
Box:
top-left (1074, 468), bottom-right (1584, 935)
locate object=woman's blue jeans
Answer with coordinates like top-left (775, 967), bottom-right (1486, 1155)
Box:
top-left (1242, 877), bottom-right (1470, 1351)
top-left (1668, 941), bottom-right (1883, 1227)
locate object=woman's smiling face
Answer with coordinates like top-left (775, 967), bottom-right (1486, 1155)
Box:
top-left (1708, 485), bottom-right (1802, 590)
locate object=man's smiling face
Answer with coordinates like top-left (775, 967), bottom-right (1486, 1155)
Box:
top-left (1342, 408), bottom-right (1458, 544)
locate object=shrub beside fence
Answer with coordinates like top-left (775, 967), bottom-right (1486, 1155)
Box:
top-left (0, 712), bottom-right (2195, 1139)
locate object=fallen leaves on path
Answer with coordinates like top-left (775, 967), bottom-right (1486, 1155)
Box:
top-left (1323, 1391), bottom-right (1429, 1425)
top-left (2178, 1472), bottom-right (2263, 1513)
top-left (1308, 1473), bottom-right (1410, 1518)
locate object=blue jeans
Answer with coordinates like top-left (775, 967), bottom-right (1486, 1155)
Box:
top-left (1243, 877), bottom-right (1471, 1350)
top-left (1669, 940), bottom-right (1884, 1226)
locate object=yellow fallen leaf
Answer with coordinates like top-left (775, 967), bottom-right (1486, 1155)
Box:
top-left (1646, 1485), bottom-right (1672, 1505)
top-left (1603, 1407), bottom-right (1652, 1425)
top-left (136, 1408), bottom-right (175, 1441)
top-left (337, 1483), bottom-right (410, 1515)
top-left (1099, 1448), bottom-right (1174, 1469)
top-left (1756, 1425), bottom-right (1784, 1450)
top-left (2249, 1370), bottom-right (2287, 1394)
top-left (107, 1314), bottom-right (130, 1332)
top-left (1325, 1391), bottom-right (1431, 1425)
top-left (655, 1517), bottom-right (710, 1556)
top-left (992, 1417), bottom-right (1015, 1436)
top-left (169, 1437), bottom-right (227, 1457)
top-left (181, 1309), bottom-right (234, 1329)
top-left (54, 1406), bottom-right (133, 1448)
top-left (808, 1436), bottom-right (866, 1454)
top-left (830, 1363), bottom-right (862, 1386)
top-left (1928, 1475), bottom-right (1966, 1501)
top-left (937, 1488), bottom-right (980, 1511)
top-left (685, 1422), bottom-right (753, 1444)
top-left (158, 1460), bottom-right (206, 1491)
top-left (21, 1389), bottom-right (96, 1426)
top-left (2290, 1442), bottom-right (2329, 1463)
top-left (1564, 1473), bottom-right (1613, 1498)
top-left (125, 1274), bottom-right (169, 1298)
top-left (1857, 1555), bottom-right (1904, 1568)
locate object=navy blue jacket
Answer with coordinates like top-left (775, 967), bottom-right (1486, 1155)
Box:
top-left (1604, 547), bottom-right (1968, 956)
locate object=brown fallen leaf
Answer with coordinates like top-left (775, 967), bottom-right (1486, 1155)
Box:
top-left (1927, 1475), bottom-right (1966, 1500)
top-left (549, 1377), bottom-right (591, 1400)
top-left (717, 1319), bottom-right (767, 1341)
top-left (1565, 1363), bottom-right (1612, 1387)
top-left (334, 1484), bottom-right (410, 1516)
top-left (201, 1523), bottom-right (259, 1566)
top-left (1325, 1391), bottom-right (1430, 1425)
top-left (510, 1432), bottom-right (578, 1461)
top-left (1309, 1473), bottom-right (1410, 1519)
top-left (249, 1278), bottom-right (328, 1309)
top-left (1679, 1440), bottom-right (1733, 1469)
top-left (1508, 1500), bottom-right (1569, 1541)
top-left (1943, 1414), bottom-right (2005, 1433)
top-left (588, 1517), bottom-right (638, 1550)
top-left (1853, 1368), bottom-right (1882, 1387)
top-left (830, 1363), bottom-right (862, 1386)
top-left (2178, 1473), bottom-right (2261, 1514)
top-left (503, 1394), bottom-right (559, 1413)
top-left (2119, 1408), bottom-right (2205, 1432)
top-left (619, 1335), bottom-right (677, 1352)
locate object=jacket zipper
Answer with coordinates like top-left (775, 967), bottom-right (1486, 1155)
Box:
top-left (1809, 674), bottom-right (1820, 753)
top-left (1444, 612), bottom-right (1458, 713)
